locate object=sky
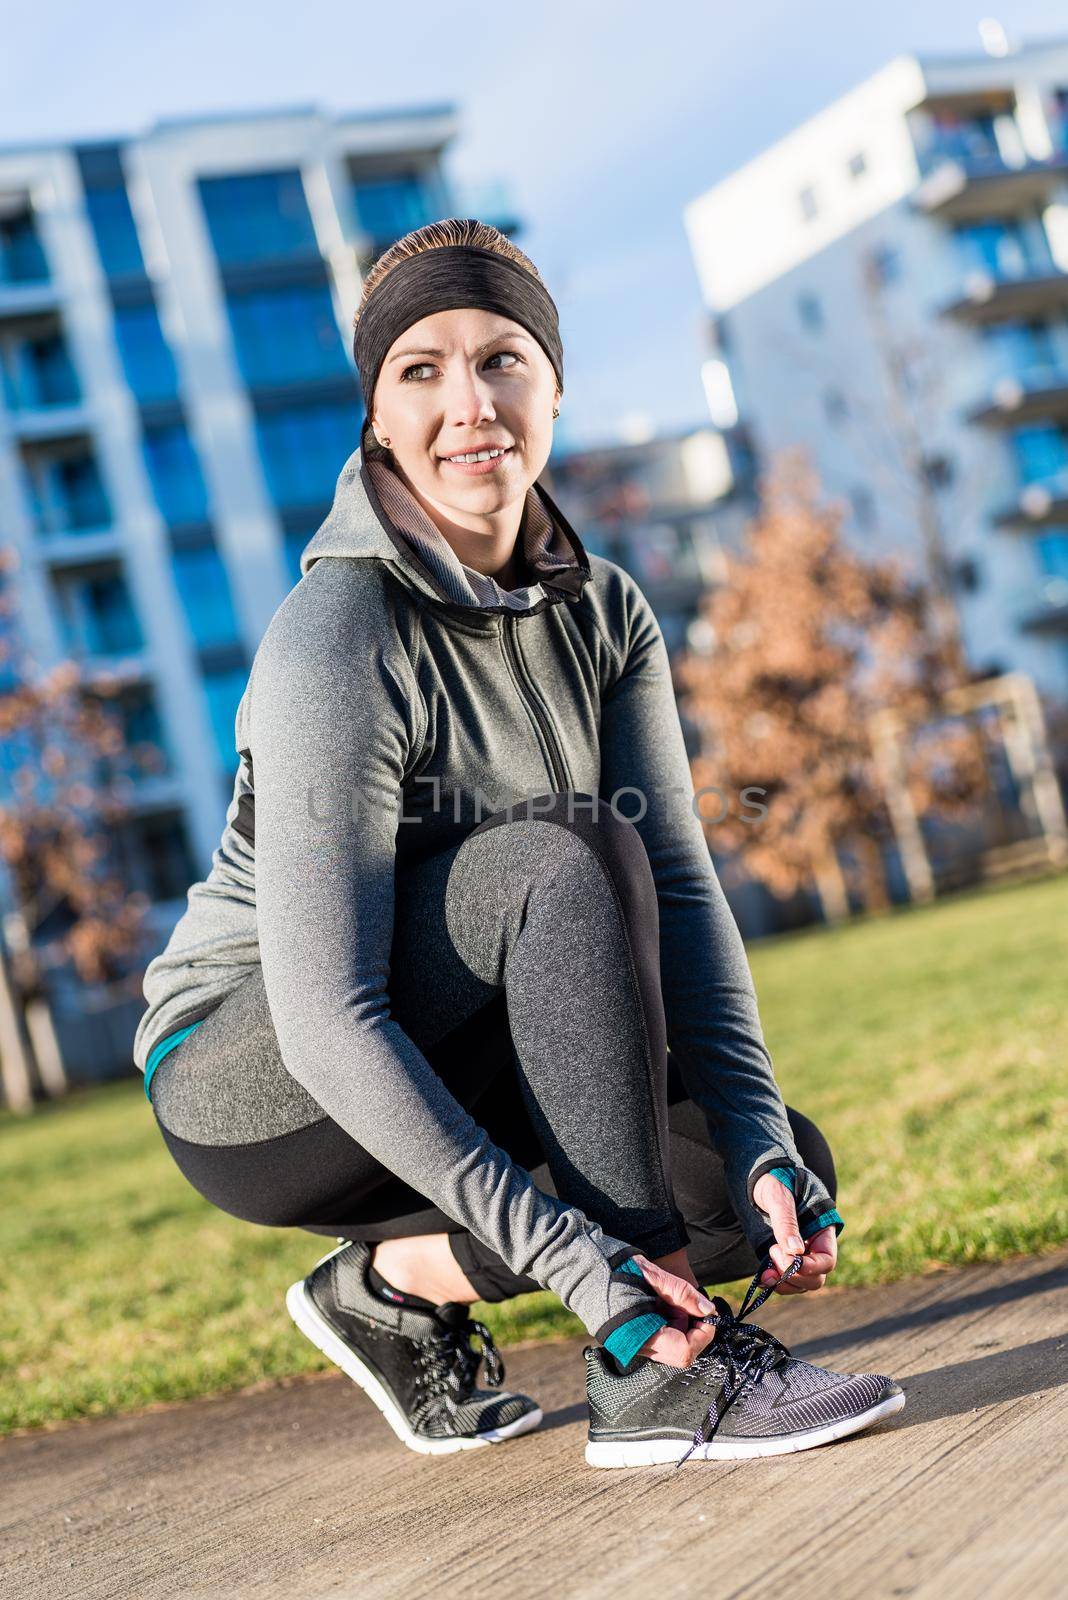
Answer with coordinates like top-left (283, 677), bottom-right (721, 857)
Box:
top-left (2, 2), bottom-right (1066, 449)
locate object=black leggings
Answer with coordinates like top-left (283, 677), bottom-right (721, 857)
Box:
top-left (149, 795), bottom-right (837, 1303)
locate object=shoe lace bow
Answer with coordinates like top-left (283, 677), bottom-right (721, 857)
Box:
top-left (674, 1255), bottom-right (803, 1468)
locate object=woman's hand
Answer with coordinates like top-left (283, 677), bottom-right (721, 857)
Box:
top-left (752, 1172), bottom-right (838, 1294)
top-left (624, 1250), bottom-right (719, 1368)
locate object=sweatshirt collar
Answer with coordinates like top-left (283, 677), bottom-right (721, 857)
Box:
top-left (299, 427), bottom-right (592, 618)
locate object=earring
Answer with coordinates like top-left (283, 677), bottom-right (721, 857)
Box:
top-left (552, 407), bottom-right (559, 419)
top-left (379, 436), bottom-right (391, 447)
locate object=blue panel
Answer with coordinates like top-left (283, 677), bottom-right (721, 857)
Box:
top-left (171, 546), bottom-right (241, 650)
top-left (143, 422), bottom-right (210, 525)
top-left (198, 170), bottom-right (318, 266)
top-left (254, 400), bottom-right (360, 509)
top-left (226, 281), bottom-right (349, 387)
top-left (114, 303), bottom-right (179, 403)
top-left (352, 174), bottom-right (437, 244)
top-left (84, 184), bottom-right (145, 279)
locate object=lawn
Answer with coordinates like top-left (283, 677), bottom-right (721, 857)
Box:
top-left (2, 870), bottom-right (1065, 1434)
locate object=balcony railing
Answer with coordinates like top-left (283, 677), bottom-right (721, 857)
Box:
top-left (915, 150), bottom-right (1068, 221)
top-left (967, 362), bottom-right (1068, 426)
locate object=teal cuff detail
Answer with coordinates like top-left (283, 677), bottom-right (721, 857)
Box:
top-left (143, 1020), bottom-right (206, 1100)
top-left (603, 1312), bottom-right (668, 1370)
top-left (769, 1166), bottom-right (796, 1192)
top-left (802, 1207), bottom-right (845, 1238)
top-left (616, 1255), bottom-right (646, 1278)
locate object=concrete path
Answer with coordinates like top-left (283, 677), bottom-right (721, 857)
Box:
top-left (3, 1248), bottom-right (1066, 1600)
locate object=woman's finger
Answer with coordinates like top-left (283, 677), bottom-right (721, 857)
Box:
top-left (630, 1254), bottom-right (716, 1318)
top-left (640, 1317), bottom-right (718, 1368)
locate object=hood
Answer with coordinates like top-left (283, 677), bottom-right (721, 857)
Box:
top-left (298, 429), bottom-right (593, 618)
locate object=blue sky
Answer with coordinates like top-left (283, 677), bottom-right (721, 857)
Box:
top-left (3, 2), bottom-right (1065, 447)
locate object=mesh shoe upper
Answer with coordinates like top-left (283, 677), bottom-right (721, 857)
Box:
top-left (585, 1258), bottom-right (898, 1460)
top-left (308, 1241), bottom-right (536, 1439)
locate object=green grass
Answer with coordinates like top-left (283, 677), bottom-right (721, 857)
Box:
top-left (2, 871), bottom-right (1066, 1434)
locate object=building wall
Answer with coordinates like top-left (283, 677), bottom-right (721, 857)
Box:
top-left (685, 40), bottom-right (1068, 701)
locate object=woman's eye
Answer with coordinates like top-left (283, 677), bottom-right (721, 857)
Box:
top-left (400, 351), bottom-right (521, 382)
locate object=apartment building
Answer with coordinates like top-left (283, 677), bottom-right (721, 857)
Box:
top-left (0, 103), bottom-right (516, 1074)
top-left (684, 37), bottom-right (1068, 703)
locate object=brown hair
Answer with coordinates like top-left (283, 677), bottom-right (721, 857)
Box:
top-left (354, 218), bottom-right (555, 461)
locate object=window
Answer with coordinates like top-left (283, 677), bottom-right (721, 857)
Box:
top-left (112, 811), bottom-right (196, 903)
top-left (849, 486), bottom-right (877, 531)
top-left (823, 388), bottom-right (849, 424)
top-left (113, 303), bottom-right (179, 403)
top-left (83, 184), bottom-right (145, 279)
top-left (982, 319), bottom-right (1058, 381)
top-left (254, 400), bottom-right (361, 509)
top-left (198, 170), bottom-right (318, 267)
top-left (24, 449), bottom-right (111, 535)
top-left (866, 242), bottom-right (902, 288)
top-left (143, 422), bottom-right (210, 526)
top-left (202, 664), bottom-right (249, 774)
top-left (351, 173), bottom-right (438, 246)
top-left (797, 291), bottom-right (824, 333)
top-left (847, 151), bottom-right (868, 180)
top-left (952, 555), bottom-right (982, 593)
top-left (225, 281), bottom-right (349, 387)
top-left (922, 453), bottom-right (955, 490)
top-left (171, 546), bottom-right (241, 651)
top-left (53, 567), bottom-right (143, 657)
top-left (3, 332), bottom-right (80, 409)
top-left (798, 185), bottom-right (819, 222)
top-left (953, 218), bottom-right (1047, 281)
top-left (86, 683), bottom-right (169, 785)
top-left (0, 208), bottom-right (48, 285)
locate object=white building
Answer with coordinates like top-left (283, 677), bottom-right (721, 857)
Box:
top-left (684, 37), bottom-right (1068, 700)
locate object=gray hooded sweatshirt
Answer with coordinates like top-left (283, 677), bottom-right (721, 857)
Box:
top-left (133, 442), bottom-right (837, 1342)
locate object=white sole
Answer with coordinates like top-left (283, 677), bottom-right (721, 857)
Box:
top-left (285, 1279), bottom-right (543, 1456)
top-left (584, 1388), bottom-right (906, 1468)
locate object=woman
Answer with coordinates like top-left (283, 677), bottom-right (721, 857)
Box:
top-left (134, 219), bottom-right (904, 1467)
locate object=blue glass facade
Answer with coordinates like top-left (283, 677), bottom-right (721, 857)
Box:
top-left (83, 184), bottom-right (146, 279)
top-left (171, 545), bottom-right (241, 650)
top-left (352, 173), bottom-right (439, 245)
top-left (1011, 422), bottom-right (1068, 485)
top-left (113, 302), bottom-right (180, 403)
top-left (225, 280), bottom-right (349, 387)
top-left (143, 422), bottom-right (210, 526)
top-left (1036, 530), bottom-right (1068, 581)
top-left (198, 170), bottom-right (318, 266)
top-left (254, 400), bottom-right (359, 509)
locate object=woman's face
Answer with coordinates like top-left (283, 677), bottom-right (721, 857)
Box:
top-left (369, 306), bottom-right (560, 518)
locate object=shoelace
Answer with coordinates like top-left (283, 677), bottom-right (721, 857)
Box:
top-left (418, 1316), bottom-right (506, 1413)
top-left (674, 1255), bottom-right (804, 1468)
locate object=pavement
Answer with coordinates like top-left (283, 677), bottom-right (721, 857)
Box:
top-left (2, 1247), bottom-right (1066, 1600)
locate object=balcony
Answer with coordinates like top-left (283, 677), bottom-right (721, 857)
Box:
top-left (915, 151), bottom-right (1068, 222)
top-left (1014, 574), bottom-right (1068, 634)
top-left (994, 472), bottom-right (1068, 530)
top-left (941, 267), bottom-right (1068, 324)
top-left (968, 365), bottom-right (1068, 427)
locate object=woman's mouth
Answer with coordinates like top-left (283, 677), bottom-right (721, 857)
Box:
top-left (439, 445), bottom-right (514, 476)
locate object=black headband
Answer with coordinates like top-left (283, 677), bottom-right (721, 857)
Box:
top-left (353, 242), bottom-right (564, 417)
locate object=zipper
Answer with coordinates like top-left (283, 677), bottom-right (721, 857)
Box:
top-left (500, 614), bottom-right (570, 791)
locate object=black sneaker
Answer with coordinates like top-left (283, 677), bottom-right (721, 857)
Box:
top-left (583, 1259), bottom-right (904, 1468)
top-left (285, 1240), bottom-right (542, 1455)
